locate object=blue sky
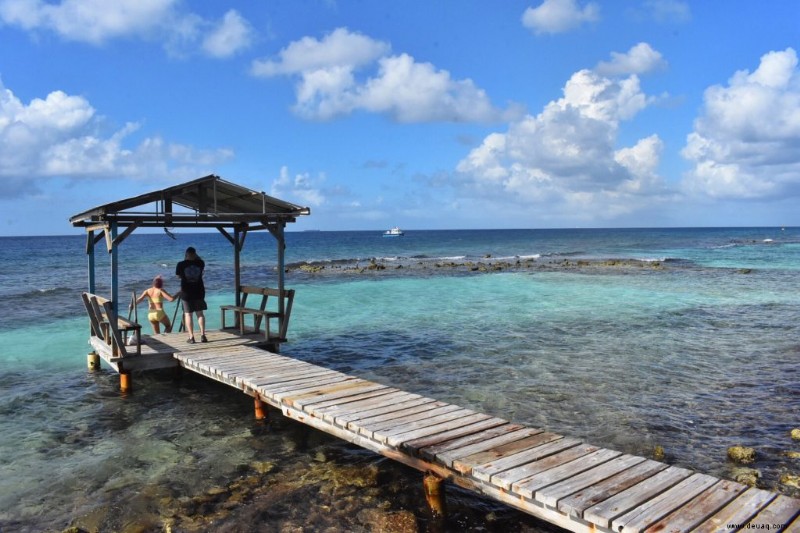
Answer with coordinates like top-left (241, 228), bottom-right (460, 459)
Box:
top-left (1, 0), bottom-right (799, 235)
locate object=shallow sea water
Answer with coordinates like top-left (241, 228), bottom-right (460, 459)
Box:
top-left (0, 228), bottom-right (798, 531)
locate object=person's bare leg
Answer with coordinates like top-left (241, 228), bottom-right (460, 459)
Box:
top-left (197, 311), bottom-right (206, 336)
top-left (150, 321), bottom-right (160, 334)
top-left (161, 316), bottom-right (172, 333)
top-left (184, 312), bottom-right (194, 340)
top-left (197, 311), bottom-right (206, 341)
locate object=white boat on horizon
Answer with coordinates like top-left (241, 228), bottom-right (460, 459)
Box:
top-left (383, 226), bottom-right (405, 237)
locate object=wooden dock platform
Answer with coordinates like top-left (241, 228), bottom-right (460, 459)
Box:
top-left (97, 331), bottom-right (800, 532)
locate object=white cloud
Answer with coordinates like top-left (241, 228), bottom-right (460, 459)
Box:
top-left (271, 166), bottom-right (326, 207)
top-left (0, 0), bottom-right (253, 57)
top-left (455, 64), bottom-right (666, 221)
top-left (521, 0), bottom-right (599, 35)
top-left (0, 79), bottom-right (233, 198)
top-left (201, 10), bottom-right (254, 58)
top-left (251, 27), bottom-right (515, 123)
top-left (643, 0), bottom-right (690, 23)
top-left (595, 43), bottom-right (667, 77)
top-left (0, 0), bottom-right (178, 44)
top-left (251, 27), bottom-right (389, 77)
top-left (681, 48), bottom-right (800, 200)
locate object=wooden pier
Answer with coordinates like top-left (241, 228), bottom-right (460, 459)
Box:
top-left (92, 329), bottom-right (800, 532)
top-left (71, 178), bottom-right (800, 531)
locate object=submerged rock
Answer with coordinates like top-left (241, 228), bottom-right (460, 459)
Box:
top-left (731, 467), bottom-right (761, 487)
top-left (791, 428), bottom-right (800, 441)
top-left (784, 451), bottom-right (800, 459)
top-left (653, 445), bottom-right (665, 461)
top-left (357, 508), bottom-right (418, 533)
top-left (727, 445), bottom-right (756, 464)
top-left (781, 474), bottom-right (800, 489)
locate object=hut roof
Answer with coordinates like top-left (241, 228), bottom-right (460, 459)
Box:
top-left (70, 175), bottom-right (310, 230)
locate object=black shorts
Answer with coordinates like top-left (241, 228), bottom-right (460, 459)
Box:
top-left (182, 299), bottom-right (207, 313)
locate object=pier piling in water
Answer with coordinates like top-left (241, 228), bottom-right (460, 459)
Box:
top-left (423, 472), bottom-right (447, 520)
top-left (254, 394), bottom-right (267, 420)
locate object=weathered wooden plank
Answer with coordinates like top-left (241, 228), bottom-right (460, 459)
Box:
top-left (227, 357), bottom-right (312, 373)
top-left (513, 448), bottom-right (622, 499)
top-left (240, 359), bottom-right (334, 375)
top-left (332, 396), bottom-right (437, 427)
top-left (418, 423), bottom-right (525, 461)
top-left (535, 454), bottom-right (645, 508)
top-left (358, 405), bottom-right (465, 439)
top-left (742, 495), bottom-right (800, 530)
top-left (248, 366), bottom-right (344, 384)
top-left (691, 487), bottom-right (777, 532)
top-left (645, 479), bottom-right (747, 532)
top-left (384, 411), bottom-right (493, 448)
top-left (435, 428), bottom-right (541, 468)
top-left (194, 353), bottom-right (270, 374)
top-left (303, 388), bottom-right (406, 413)
top-left (370, 406), bottom-right (474, 437)
top-left (783, 515), bottom-right (800, 532)
top-left (485, 440), bottom-right (595, 488)
top-left (401, 417), bottom-right (509, 454)
top-left (583, 466), bottom-right (693, 528)
top-left (610, 473), bottom-right (718, 533)
top-left (394, 413), bottom-right (508, 448)
top-left (188, 350), bottom-right (259, 370)
top-left (263, 377), bottom-right (359, 402)
top-left (558, 460), bottom-right (667, 519)
top-left (251, 373), bottom-right (349, 394)
top-left (352, 402), bottom-right (453, 433)
top-left (318, 392), bottom-right (424, 422)
top-left (279, 380), bottom-right (379, 405)
top-left (246, 368), bottom-right (347, 389)
top-left (289, 383), bottom-right (391, 409)
top-left (217, 359), bottom-right (301, 381)
top-left (262, 374), bottom-right (354, 395)
top-left (456, 433), bottom-right (570, 477)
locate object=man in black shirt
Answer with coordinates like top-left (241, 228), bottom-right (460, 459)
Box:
top-left (176, 246), bottom-right (207, 343)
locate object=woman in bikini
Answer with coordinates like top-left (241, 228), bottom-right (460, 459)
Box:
top-left (136, 275), bottom-right (176, 334)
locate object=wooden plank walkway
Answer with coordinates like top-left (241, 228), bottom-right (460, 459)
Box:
top-left (135, 332), bottom-right (800, 531)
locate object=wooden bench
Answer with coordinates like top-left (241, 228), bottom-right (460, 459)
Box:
top-left (220, 286), bottom-right (295, 344)
top-left (81, 292), bottom-right (142, 357)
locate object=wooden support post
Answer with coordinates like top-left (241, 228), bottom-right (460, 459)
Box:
top-left (86, 230), bottom-right (96, 294)
top-left (110, 221), bottom-right (119, 317)
top-left (120, 371), bottom-right (132, 393)
top-left (423, 472), bottom-right (447, 520)
top-left (87, 351), bottom-right (100, 371)
top-left (254, 394), bottom-right (267, 420)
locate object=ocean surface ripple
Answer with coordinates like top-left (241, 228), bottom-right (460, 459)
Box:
top-left (1, 228), bottom-right (798, 531)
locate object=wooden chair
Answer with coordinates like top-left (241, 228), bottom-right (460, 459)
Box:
top-left (81, 292), bottom-right (142, 357)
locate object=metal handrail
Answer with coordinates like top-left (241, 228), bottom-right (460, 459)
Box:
top-left (171, 295), bottom-right (184, 333)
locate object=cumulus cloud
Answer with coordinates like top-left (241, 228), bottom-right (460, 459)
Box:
top-left (0, 79), bottom-right (233, 198)
top-left (251, 27), bottom-right (516, 123)
top-left (0, 0), bottom-right (178, 43)
top-left (455, 58), bottom-right (667, 221)
top-left (0, 0), bottom-right (253, 57)
top-left (595, 43), bottom-right (667, 77)
top-left (270, 166), bottom-right (327, 207)
top-left (251, 27), bottom-right (389, 77)
top-left (521, 0), bottom-right (599, 35)
top-left (681, 48), bottom-right (800, 200)
top-left (201, 10), bottom-right (254, 58)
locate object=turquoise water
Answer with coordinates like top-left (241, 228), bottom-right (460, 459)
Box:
top-left (1, 228), bottom-right (799, 531)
